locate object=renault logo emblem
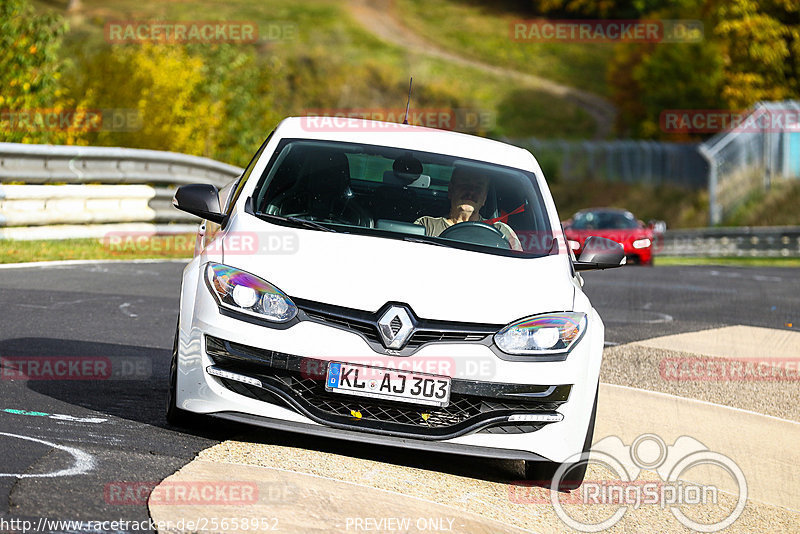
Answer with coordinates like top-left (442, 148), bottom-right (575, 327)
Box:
top-left (377, 306), bottom-right (414, 349)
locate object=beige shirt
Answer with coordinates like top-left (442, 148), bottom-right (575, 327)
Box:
top-left (414, 216), bottom-right (523, 251)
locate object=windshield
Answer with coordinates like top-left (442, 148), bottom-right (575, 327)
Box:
top-left (571, 210), bottom-right (639, 230)
top-left (251, 139), bottom-right (556, 257)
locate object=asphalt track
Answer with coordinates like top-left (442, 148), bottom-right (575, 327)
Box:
top-left (0, 261), bottom-right (797, 532)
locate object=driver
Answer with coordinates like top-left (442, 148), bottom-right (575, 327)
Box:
top-left (414, 167), bottom-right (522, 251)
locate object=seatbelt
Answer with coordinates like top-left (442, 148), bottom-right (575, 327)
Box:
top-left (483, 203), bottom-right (526, 225)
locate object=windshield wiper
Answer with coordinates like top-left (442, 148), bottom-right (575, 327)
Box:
top-left (255, 213), bottom-right (336, 232)
top-left (402, 236), bottom-right (448, 247)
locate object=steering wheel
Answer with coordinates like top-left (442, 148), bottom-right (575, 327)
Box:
top-left (438, 221), bottom-right (511, 249)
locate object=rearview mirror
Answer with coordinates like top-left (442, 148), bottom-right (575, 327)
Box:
top-left (172, 184), bottom-right (225, 224)
top-left (574, 236), bottom-right (626, 271)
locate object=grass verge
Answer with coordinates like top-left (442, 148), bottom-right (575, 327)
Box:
top-left (3, 238), bottom-right (798, 267)
top-left (35, 0), bottom-right (595, 142)
top-left (0, 236), bottom-right (194, 264)
top-left (394, 0), bottom-right (613, 96)
top-left (655, 256), bottom-right (800, 267)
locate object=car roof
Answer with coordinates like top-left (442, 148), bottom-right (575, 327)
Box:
top-left (271, 116), bottom-right (538, 171)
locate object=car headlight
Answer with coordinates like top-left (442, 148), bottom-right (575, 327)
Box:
top-left (632, 238), bottom-right (652, 249)
top-left (206, 263), bottom-right (297, 322)
top-left (494, 312), bottom-right (586, 355)
top-left (568, 239), bottom-right (581, 250)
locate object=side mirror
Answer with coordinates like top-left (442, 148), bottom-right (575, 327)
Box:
top-left (574, 236), bottom-right (626, 271)
top-left (172, 184), bottom-right (225, 224)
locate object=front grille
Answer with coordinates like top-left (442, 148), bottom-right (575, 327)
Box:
top-left (303, 310), bottom-right (382, 343)
top-left (406, 330), bottom-right (487, 348)
top-left (297, 301), bottom-right (499, 353)
top-left (206, 336), bottom-right (569, 440)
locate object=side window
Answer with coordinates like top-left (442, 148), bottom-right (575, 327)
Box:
top-left (226, 131), bottom-right (273, 215)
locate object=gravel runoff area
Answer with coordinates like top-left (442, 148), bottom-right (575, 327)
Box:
top-left (192, 439), bottom-right (799, 533)
top-left (151, 325), bottom-right (800, 532)
top-left (601, 325), bottom-right (800, 422)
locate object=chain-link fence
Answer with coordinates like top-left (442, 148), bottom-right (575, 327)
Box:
top-left (506, 138), bottom-right (707, 189)
top-left (701, 100), bottom-right (800, 224)
top-left (509, 100), bottom-right (800, 225)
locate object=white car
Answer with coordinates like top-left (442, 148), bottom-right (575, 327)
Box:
top-left (168, 117), bottom-right (624, 487)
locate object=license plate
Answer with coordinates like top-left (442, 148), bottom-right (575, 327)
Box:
top-left (325, 362), bottom-right (451, 407)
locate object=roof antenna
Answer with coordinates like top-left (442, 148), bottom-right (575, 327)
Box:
top-left (402, 77), bottom-right (413, 125)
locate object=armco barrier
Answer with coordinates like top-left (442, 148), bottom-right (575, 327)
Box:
top-left (0, 142), bottom-right (242, 186)
top-left (1, 143), bottom-right (798, 257)
top-left (658, 226), bottom-right (800, 257)
top-left (0, 143), bottom-right (243, 240)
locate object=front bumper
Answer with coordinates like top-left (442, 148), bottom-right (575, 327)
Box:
top-left (211, 411), bottom-right (551, 462)
top-left (205, 335), bottom-right (571, 441)
top-left (176, 271), bottom-right (604, 463)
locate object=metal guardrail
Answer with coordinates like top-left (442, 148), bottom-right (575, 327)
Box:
top-left (1, 142), bottom-right (798, 258)
top-left (0, 143), bottom-right (243, 240)
top-left (0, 142), bottom-right (242, 186)
top-left (657, 226), bottom-right (800, 257)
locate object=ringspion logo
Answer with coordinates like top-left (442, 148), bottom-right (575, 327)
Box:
top-left (510, 433), bottom-right (747, 532)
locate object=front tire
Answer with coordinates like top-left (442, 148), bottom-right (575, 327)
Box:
top-left (166, 323), bottom-right (200, 427)
top-left (524, 383), bottom-right (598, 490)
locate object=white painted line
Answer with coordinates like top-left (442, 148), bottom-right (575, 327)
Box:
top-left (1, 408), bottom-right (107, 424)
top-left (598, 382), bottom-right (800, 510)
top-left (642, 312), bottom-right (673, 324)
top-left (0, 432), bottom-right (95, 478)
top-left (602, 382), bottom-right (800, 426)
top-left (119, 302), bottom-right (138, 318)
top-left (0, 258), bottom-right (190, 270)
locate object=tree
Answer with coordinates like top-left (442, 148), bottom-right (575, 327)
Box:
top-left (607, 0), bottom-right (799, 138)
top-left (714, 0), bottom-right (799, 108)
top-left (71, 44), bottom-right (224, 157)
top-left (0, 0), bottom-right (69, 144)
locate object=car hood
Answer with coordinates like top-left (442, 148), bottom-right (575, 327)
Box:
top-left (219, 218), bottom-right (576, 325)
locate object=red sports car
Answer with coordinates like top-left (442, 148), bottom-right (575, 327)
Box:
top-left (563, 208), bottom-right (655, 265)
